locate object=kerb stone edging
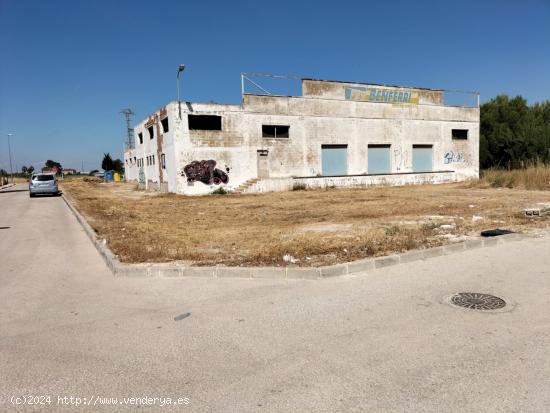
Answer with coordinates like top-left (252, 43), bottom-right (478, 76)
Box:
top-left (62, 193), bottom-right (548, 280)
top-left (0, 183), bottom-right (16, 191)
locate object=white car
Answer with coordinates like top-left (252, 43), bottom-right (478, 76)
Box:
top-left (29, 173), bottom-right (59, 197)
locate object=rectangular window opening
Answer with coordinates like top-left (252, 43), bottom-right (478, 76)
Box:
top-left (262, 125), bottom-right (290, 138)
top-left (368, 144), bottom-right (391, 174)
top-left (412, 144), bottom-right (433, 173)
top-left (188, 115), bottom-right (222, 131)
top-left (138, 132), bottom-right (143, 144)
top-left (161, 117), bottom-right (169, 133)
top-left (452, 129), bottom-right (468, 139)
top-left (148, 125), bottom-right (154, 139)
top-left (321, 144), bottom-right (348, 176)
top-left (161, 154), bottom-right (166, 169)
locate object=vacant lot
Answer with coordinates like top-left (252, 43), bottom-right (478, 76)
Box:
top-left (62, 179), bottom-right (550, 267)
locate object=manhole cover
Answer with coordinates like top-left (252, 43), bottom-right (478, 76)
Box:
top-left (450, 292), bottom-right (506, 310)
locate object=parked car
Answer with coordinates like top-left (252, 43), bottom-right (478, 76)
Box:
top-left (29, 173), bottom-right (59, 197)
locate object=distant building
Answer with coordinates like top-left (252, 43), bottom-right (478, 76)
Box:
top-left (124, 75), bottom-right (479, 195)
top-left (63, 168), bottom-right (77, 175)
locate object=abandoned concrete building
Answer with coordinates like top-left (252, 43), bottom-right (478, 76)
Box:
top-left (124, 75), bottom-right (480, 195)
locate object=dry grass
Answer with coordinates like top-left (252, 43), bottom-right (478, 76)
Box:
top-left (477, 165), bottom-right (550, 190)
top-left (61, 179), bottom-right (550, 267)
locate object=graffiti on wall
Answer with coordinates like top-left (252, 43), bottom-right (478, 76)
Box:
top-left (182, 160), bottom-right (229, 185)
top-left (393, 148), bottom-right (409, 171)
top-left (345, 86), bottom-right (419, 104)
top-left (444, 151), bottom-right (466, 164)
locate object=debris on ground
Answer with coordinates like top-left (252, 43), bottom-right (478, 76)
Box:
top-left (283, 254), bottom-right (299, 264)
top-left (480, 229), bottom-right (514, 237)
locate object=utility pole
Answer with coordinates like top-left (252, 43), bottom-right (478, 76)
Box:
top-left (120, 109), bottom-right (135, 150)
top-left (7, 133), bottom-right (14, 183)
top-left (177, 64), bottom-right (185, 119)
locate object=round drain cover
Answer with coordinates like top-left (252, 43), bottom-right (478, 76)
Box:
top-left (450, 292), bottom-right (506, 310)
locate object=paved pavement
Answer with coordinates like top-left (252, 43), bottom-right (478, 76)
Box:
top-left (1, 184), bottom-right (550, 412)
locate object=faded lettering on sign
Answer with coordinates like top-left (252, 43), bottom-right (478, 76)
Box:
top-left (345, 86), bottom-right (419, 104)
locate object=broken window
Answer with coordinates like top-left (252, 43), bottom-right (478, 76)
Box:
top-left (188, 115), bottom-right (222, 131)
top-left (148, 125), bottom-right (154, 139)
top-left (161, 117), bottom-right (169, 133)
top-left (138, 132), bottom-right (143, 144)
top-left (262, 125), bottom-right (290, 138)
top-left (452, 129), bottom-right (468, 139)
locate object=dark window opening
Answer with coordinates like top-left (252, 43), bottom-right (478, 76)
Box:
top-left (161, 117), bottom-right (169, 133)
top-left (161, 153), bottom-right (166, 169)
top-left (34, 174), bottom-right (55, 181)
top-left (138, 132), bottom-right (143, 144)
top-left (452, 129), bottom-right (468, 139)
top-left (148, 125), bottom-right (154, 139)
top-left (262, 125), bottom-right (290, 138)
top-left (188, 115), bottom-right (222, 131)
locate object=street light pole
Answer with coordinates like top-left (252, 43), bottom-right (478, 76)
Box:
top-left (7, 133), bottom-right (14, 183)
top-left (176, 64), bottom-right (185, 119)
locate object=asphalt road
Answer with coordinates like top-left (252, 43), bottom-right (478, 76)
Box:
top-left (1, 184), bottom-right (550, 412)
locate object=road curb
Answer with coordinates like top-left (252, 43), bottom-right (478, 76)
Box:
top-left (62, 193), bottom-right (548, 280)
top-left (0, 183), bottom-right (16, 191)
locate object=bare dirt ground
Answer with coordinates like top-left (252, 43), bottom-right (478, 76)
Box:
top-left (61, 179), bottom-right (550, 267)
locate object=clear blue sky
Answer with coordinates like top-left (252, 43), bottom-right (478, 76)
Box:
top-left (1, 0), bottom-right (549, 172)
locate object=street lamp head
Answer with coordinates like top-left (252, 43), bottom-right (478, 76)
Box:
top-left (178, 64), bottom-right (185, 73)
top-left (7, 133), bottom-right (13, 137)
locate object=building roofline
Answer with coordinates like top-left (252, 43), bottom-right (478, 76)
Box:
top-left (241, 72), bottom-right (479, 95)
top-left (301, 77), bottom-right (446, 92)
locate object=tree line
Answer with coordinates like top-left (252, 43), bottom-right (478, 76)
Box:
top-left (480, 95), bottom-right (550, 169)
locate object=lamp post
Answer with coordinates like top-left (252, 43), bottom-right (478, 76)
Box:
top-left (7, 133), bottom-right (14, 183)
top-left (176, 64), bottom-right (185, 119)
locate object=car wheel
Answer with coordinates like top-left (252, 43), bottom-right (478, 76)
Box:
top-left (29, 193), bottom-right (34, 198)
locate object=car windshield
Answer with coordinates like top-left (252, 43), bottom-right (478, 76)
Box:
top-left (33, 175), bottom-right (55, 181)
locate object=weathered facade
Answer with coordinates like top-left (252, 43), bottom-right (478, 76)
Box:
top-left (124, 78), bottom-right (479, 195)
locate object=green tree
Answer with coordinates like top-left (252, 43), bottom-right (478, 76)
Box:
top-left (45, 160), bottom-right (62, 172)
top-left (113, 159), bottom-right (124, 173)
top-left (101, 153), bottom-right (114, 171)
top-left (480, 95), bottom-right (550, 168)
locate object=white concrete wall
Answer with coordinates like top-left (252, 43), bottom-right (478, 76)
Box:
top-left (124, 80), bottom-right (479, 196)
top-left (246, 172), bottom-right (459, 194)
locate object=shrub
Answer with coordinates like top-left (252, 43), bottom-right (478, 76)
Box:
top-left (293, 182), bottom-right (307, 191)
top-left (211, 187), bottom-right (228, 195)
